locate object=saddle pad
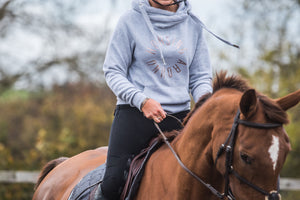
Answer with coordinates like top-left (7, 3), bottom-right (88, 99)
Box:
top-left (68, 163), bottom-right (106, 200)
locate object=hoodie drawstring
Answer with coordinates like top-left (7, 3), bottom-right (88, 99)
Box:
top-left (139, 2), bottom-right (167, 66)
top-left (139, 0), bottom-right (239, 64)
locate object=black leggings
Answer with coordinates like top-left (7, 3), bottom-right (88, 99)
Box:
top-left (101, 105), bottom-right (189, 200)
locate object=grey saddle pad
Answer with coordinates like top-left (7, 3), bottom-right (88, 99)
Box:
top-left (68, 163), bottom-right (106, 200)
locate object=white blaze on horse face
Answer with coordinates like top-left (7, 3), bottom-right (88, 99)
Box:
top-left (268, 135), bottom-right (280, 171)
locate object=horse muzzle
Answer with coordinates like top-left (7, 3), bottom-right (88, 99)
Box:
top-left (265, 191), bottom-right (281, 200)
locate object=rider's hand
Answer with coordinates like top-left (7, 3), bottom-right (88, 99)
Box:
top-left (141, 98), bottom-right (166, 123)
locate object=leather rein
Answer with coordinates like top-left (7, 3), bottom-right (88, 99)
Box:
top-left (154, 110), bottom-right (282, 200)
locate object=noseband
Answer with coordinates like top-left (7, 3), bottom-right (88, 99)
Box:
top-left (155, 110), bottom-right (282, 200)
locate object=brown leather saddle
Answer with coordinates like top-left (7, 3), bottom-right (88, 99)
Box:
top-left (121, 131), bottom-right (179, 200)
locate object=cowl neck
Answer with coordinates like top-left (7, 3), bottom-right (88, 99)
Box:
top-left (132, 0), bottom-right (191, 28)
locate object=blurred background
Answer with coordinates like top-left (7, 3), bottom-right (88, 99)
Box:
top-left (0, 0), bottom-right (299, 199)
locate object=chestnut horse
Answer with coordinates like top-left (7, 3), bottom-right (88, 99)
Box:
top-left (33, 72), bottom-right (300, 200)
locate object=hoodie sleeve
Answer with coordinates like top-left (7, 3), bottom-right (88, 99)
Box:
top-left (103, 17), bottom-right (147, 110)
top-left (189, 29), bottom-right (213, 102)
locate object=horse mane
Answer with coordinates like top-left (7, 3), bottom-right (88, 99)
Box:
top-left (183, 71), bottom-right (288, 125)
top-left (183, 71), bottom-right (250, 125)
top-left (212, 71), bottom-right (251, 93)
top-left (34, 157), bottom-right (68, 190)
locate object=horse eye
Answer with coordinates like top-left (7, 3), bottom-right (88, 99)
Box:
top-left (240, 152), bottom-right (253, 165)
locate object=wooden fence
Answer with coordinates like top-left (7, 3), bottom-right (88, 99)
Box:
top-left (0, 171), bottom-right (300, 191)
top-left (0, 170), bottom-right (39, 184)
top-left (280, 177), bottom-right (300, 191)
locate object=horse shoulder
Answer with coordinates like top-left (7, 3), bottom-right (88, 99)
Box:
top-left (136, 145), bottom-right (180, 199)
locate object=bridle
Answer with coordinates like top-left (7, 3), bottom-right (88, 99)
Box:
top-left (151, 0), bottom-right (186, 7)
top-left (214, 110), bottom-right (282, 200)
top-left (155, 110), bottom-right (282, 200)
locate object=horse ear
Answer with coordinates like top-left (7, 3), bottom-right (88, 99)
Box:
top-left (240, 89), bottom-right (257, 119)
top-left (275, 89), bottom-right (300, 111)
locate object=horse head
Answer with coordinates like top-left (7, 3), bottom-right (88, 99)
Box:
top-left (214, 88), bottom-right (299, 200)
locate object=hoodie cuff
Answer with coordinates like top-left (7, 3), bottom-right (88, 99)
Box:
top-left (132, 92), bottom-right (148, 111)
top-left (193, 84), bottom-right (213, 103)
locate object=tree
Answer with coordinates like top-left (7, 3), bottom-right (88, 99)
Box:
top-left (230, 0), bottom-right (300, 179)
top-left (0, 81), bottom-right (116, 200)
top-left (0, 0), bottom-right (117, 93)
top-left (231, 0), bottom-right (300, 92)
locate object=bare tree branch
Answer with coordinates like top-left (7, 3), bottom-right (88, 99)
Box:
top-left (0, 0), bottom-right (11, 21)
top-left (0, 0), bottom-right (115, 93)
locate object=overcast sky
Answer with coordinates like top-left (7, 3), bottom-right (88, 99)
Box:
top-left (81, 0), bottom-right (234, 30)
top-left (3, 0), bottom-right (298, 90)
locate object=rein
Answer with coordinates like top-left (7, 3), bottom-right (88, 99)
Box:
top-left (154, 114), bottom-right (224, 199)
top-left (154, 111), bottom-right (282, 200)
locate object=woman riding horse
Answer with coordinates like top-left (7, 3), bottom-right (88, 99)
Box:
top-left (33, 71), bottom-right (300, 200)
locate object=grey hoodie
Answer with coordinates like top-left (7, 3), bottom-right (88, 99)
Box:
top-left (103, 0), bottom-right (212, 113)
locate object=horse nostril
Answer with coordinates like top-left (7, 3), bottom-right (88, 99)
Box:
top-left (240, 152), bottom-right (253, 165)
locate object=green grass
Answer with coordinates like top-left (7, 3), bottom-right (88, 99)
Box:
top-left (0, 90), bottom-right (30, 103)
top-left (281, 190), bottom-right (300, 199)
top-left (0, 183), bottom-right (34, 200)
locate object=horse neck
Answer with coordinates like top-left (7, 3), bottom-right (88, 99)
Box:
top-left (175, 90), bottom-right (241, 157)
top-left (175, 117), bottom-right (212, 159)
top-left (170, 111), bottom-right (221, 197)
top-left (172, 91), bottom-right (241, 196)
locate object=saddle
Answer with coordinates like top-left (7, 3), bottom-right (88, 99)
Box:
top-left (68, 131), bottom-right (179, 200)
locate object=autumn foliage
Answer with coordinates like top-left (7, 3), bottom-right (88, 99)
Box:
top-left (0, 83), bottom-right (115, 171)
